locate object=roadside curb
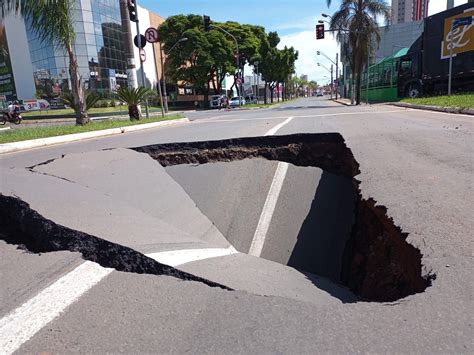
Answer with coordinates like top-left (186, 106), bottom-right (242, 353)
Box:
top-left (333, 99), bottom-right (353, 106)
top-left (390, 102), bottom-right (474, 115)
top-left (0, 118), bottom-right (189, 154)
top-left (21, 111), bottom-right (184, 125)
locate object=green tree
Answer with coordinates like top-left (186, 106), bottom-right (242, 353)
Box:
top-left (326, 0), bottom-right (390, 104)
top-left (115, 87), bottom-right (153, 120)
top-left (1, 0), bottom-right (90, 124)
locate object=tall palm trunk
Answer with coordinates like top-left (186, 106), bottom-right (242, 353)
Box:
top-left (66, 42), bottom-right (89, 125)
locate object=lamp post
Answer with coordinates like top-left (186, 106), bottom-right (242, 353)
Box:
top-left (160, 37), bottom-right (188, 113)
top-left (316, 50), bottom-right (339, 99)
top-left (448, 21), bottom-right (454, 96)
top-left (254, 61), bottom-right (259, 100)
top-left (317, 62), bottom-right (333, 98)
top-left (210, 24), bottom-right (242, 107)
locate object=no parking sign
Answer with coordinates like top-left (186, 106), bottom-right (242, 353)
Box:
top-left (145, 27), bottom-right (159, 43)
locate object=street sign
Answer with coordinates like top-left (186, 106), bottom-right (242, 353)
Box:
top-left (139, 48), bottom-right (146, 62)
top-left (145, 27), bottom-right (159, 43)
top-left (133, 34), bottom-right (147, 48)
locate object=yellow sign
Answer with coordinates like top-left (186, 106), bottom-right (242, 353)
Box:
top-left (442, 10), bottom-right (474, 59)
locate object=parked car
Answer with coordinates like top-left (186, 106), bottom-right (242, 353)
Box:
top-left (316, 91), bottom-right (323, 97)
top-left (244, 95), bottom-right (258, 104)
top-left (209, 95), bottom-right (224, 109)
top-left (229, 96), bottom-right (246, 107)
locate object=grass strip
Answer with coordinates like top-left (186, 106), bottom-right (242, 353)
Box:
top-left (401, 93), bottom-right (473, 109)
top-left (0, 114), bottom-right (184, 144)
top-left (21, 106), bottom-right (166, 117)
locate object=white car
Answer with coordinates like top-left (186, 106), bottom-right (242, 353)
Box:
top-left (229, 97), bottom-right (246, 107)
top-left (209, 95), bottom-right (224, 109)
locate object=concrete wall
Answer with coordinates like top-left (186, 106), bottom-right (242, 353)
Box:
top-left (3, 16), bottom-right (36, 100)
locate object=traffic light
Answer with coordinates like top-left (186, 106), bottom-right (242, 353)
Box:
top-left (203, 15), bottom-right (211, 32)
top-left (316, 24), bottom-right (324, 40)
top-left (128, 0), bottom-right (137, 22)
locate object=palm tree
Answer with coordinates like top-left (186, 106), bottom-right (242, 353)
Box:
top-left (1, 0), bottom-right (90, 124)
top-left (326, 0), bottom-right (390, 104)
top-left (61, 91), bottom-right (101, 111)
top-left (115, 87), bottom-right (153, 120)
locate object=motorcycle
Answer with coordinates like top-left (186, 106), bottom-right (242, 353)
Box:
top-left (1, 110), bottom-right (22, 125)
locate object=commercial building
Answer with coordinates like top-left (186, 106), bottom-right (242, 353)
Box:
top-left (0, 0), bottom-right (165, 103)
top-left (391, 0), bottom-right (430, 24)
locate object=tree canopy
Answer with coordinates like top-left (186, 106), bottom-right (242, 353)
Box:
top-left (158, 15), bottom-right (298, 100)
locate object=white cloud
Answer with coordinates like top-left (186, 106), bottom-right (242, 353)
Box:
top-left (279, 30), bottom-right (341, 84)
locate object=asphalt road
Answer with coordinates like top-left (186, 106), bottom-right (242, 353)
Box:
top-left (0, 97), bottom-right (472, 353)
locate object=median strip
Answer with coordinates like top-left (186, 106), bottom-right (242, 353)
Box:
top-left (0, 117), bottom-right (188, 154)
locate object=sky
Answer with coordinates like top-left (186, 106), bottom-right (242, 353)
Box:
top-left (141, 0), bottom-right (469, 84)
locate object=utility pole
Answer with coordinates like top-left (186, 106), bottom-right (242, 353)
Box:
top-left (119, 0), bottom-right (137, 89)
top-left (448, 21), bottom-right (454, 96)
top-left (255, 61), bottom-right (259, 103)
top-left (335, 52), bottom-right (339, 100)
top-left (330, 64), bottom-right (333, 99)
top-left (159, 41), bottom-right (169, 112)
top-left (366, 39), bottom-right (371, 104)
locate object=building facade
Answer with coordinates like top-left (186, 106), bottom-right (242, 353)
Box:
top-left (0, 0), bottom-right (164, 103)
top-left (391, 0), bottom-right (430, 24)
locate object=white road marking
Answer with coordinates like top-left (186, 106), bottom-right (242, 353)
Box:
top-left (148, 246), bottom-right (238, 266)
top-left (195, 110), bottom-right (408, 123)
top-left (248, 116), bottom-right (294, 257)
top-left (0, 261), bottom-right (112, 355)
top-left (264, 116), bottom-right (295, 136)
top-left (249, 162), bottom-right (289, 256)
top-left (0, 246), bottom-right (239, 354)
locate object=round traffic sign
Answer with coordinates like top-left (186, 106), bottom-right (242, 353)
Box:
top-left (139, 48), bottom-right (146, 62)
top-left (133, 34), bottom-right (147, 48)
top-left (145, 27), bottom-right (159, 43)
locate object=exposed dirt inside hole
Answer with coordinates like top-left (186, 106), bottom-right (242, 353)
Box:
top-left (133, 133), bottom-right (433, 302)
top-left (0, 195), bottom-right (231, 291)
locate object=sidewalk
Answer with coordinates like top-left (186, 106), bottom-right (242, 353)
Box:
top-left (332, 98), bottom-right (353, 106)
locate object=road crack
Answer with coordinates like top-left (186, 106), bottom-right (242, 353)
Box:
top-left (0, 194), bottom-right (232, 291)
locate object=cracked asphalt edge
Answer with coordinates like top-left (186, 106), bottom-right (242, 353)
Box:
top-left (0, 194), bottom-right (232, 291)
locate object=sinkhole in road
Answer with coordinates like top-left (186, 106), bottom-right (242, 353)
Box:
top-left (133, 133), bottom-right (434, 302)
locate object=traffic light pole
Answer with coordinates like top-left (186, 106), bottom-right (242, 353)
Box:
top-left (119, 0), bottom-right (138, 89)
top-left (132, 0), bottom-right (149, 118)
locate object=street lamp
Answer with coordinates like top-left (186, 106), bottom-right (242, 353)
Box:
top-left (209, 24), bottom-right (243, 107)
top-left (254, 61), bottom-right (259, 101)
top-left (160, 37), bottom-right (188, 113)
top-left (316, 50), bottom-right (339, 99)
top-left (317, 62), bottom-right (334, 99)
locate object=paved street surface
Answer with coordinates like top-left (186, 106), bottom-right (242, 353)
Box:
top-left (1, 97), bottom-right (472, 353)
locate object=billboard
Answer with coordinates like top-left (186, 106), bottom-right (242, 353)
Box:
top-left (0, 21), bottom-right (16, 101)
top-left (441, 8), bottom-right (474, 59)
